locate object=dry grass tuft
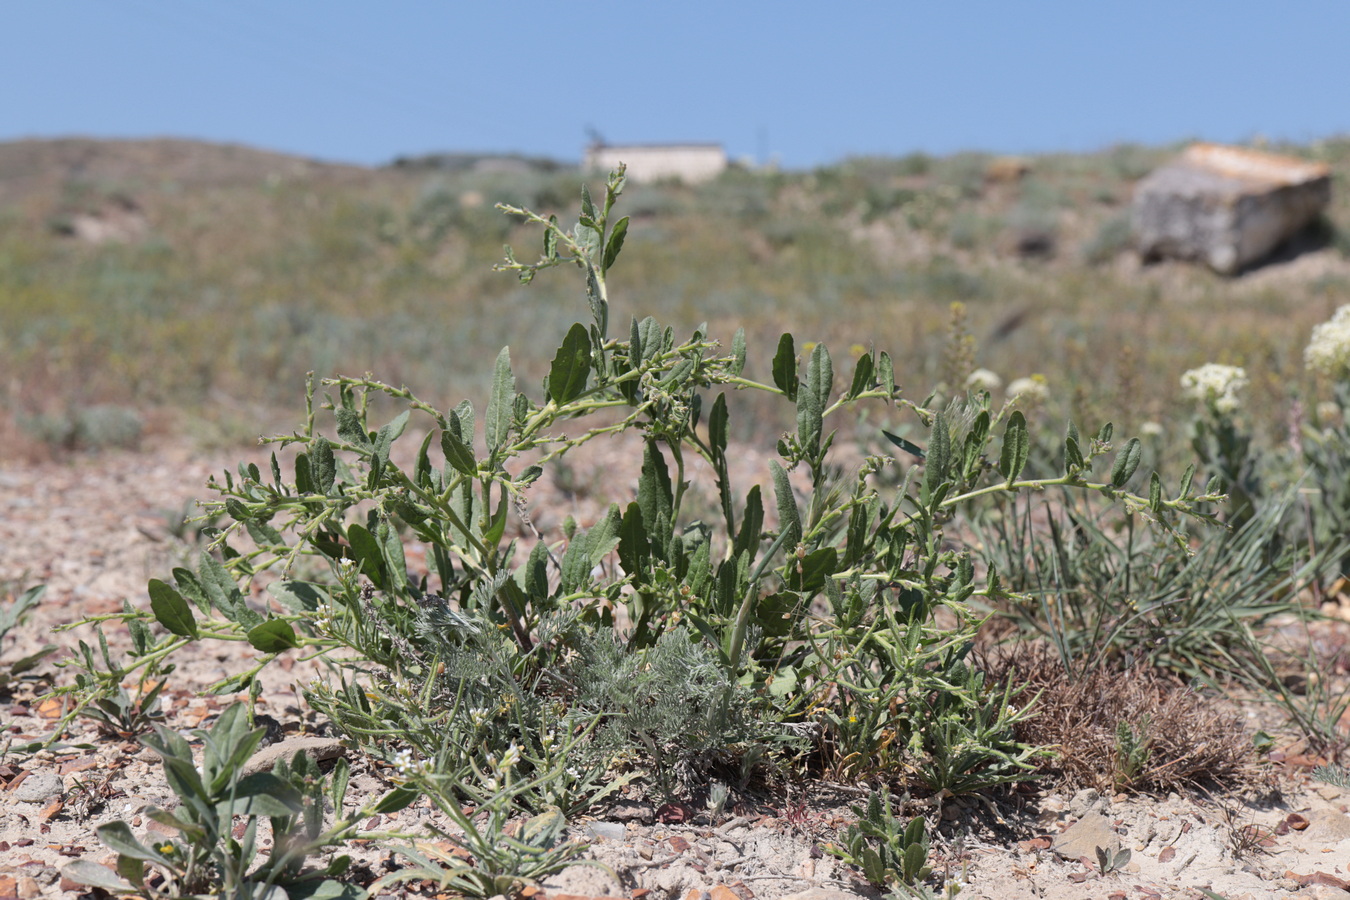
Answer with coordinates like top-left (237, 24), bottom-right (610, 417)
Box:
top-left (980, 642), bottom-right (1260, 794)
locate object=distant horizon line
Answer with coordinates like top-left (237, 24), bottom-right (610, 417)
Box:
top-left (4, 130), bottom-right (1348, 173)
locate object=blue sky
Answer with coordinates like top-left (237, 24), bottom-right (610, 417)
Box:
top-left (6, 2), bottom-right (1349, 169)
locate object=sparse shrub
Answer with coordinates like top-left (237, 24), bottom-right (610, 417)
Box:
top-left (1082, 214), bottom-right (1134, 265)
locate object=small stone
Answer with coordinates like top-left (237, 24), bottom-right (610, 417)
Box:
top-left (1053, 810), bottom-right (1120, 862)
top-left (12, 772), bottom-right (62, 803)
top-left (1068, 788), bottom-right (1102, 817)
top-left (584, 820), bottom-right (627, 842)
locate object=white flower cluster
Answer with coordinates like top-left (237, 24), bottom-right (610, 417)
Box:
top-left (1305, 305), bottom-right (1350, 377)
top-left (964, 368), bottom-right (1002, 392)
top-left (1006, 374), bottom-right (1048, 403)
top-left (1180, 363), bottom-right (1248, 413)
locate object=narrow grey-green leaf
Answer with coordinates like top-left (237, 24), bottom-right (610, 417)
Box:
top-left (796, 347), bottom-right (828, 457)
top-left (998, 410), bottom-right (1029, 486)
top-left (921, 412), bottom-right (951, 503)
top-left (311, 436), bottom-right (335, 493)
top-left (148, 579), bottom-right (198, 638)
top-left (485, 346), bottom-right (515, 454)
top-left (544, 215), bottom-right (559, 260)
top-left (772, 333), bottom-right (798, 401)
top-left (731, 327), bottom-right (747, 376)
top-left (878, 352), bottom-right (897, 400)
top-left (548, 322), bottom-right (592, 404)
top-left (1111, 437), bottom-right (1142, 487)
top-left (1179, 462), bottom-right (1196, 498)
top-left (771, 461), bottom-right (802, 548)
top-left (603, 215), bottom-right (629, 271)
top-left (1149, 471), bottom-right (1163, 514)
top-left (882, 429), bottom-right (926, 460)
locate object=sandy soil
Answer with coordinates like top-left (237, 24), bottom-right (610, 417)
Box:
top-left (3, 441), bottom-right (1350, 900)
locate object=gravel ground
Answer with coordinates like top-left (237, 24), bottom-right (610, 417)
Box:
top-left (4, 440), bottom-right (1350, 900)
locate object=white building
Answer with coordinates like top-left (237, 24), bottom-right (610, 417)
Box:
top-left (584, 143), bottom-right (727, 184)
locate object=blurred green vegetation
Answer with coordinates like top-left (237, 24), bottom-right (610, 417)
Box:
top-left (3, 137), bottom-right (1350, 468)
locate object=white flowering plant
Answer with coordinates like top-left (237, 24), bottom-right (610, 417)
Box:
top-left (1304, 304), bottom-right (1350, 381)
top-left (1181, 363), bottom-right (1258, 527)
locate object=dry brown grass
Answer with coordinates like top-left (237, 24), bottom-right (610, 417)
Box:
top-left (979, 642), bottom-right (1260, 794)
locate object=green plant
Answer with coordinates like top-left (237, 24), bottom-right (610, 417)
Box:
top-left (1112, 717), bottom-right (1152, 791)
top-left (0, 584), bottom-right (56, 689)
top-left (970, 485), bottom-right (1325, 682)
top-left (373, 743), bottom-right (599, 899)
top-left (79, 679), bottom-right (167, 740)
top-left (1095, 844), bottom-right (1132, 874)
top-left (64, 702), bottom-right (393, 899)
top-left (826, 790), bottom-right (932, 890)
top-left (62, 167), bottom-right (1219, 817)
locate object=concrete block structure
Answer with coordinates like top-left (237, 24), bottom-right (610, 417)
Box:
top-left (585, 142), bottom-right (728, 184)
top-left (1132, 143), bottom-right (1331, 275)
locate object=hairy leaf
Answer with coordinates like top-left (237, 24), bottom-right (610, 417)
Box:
top-left (548, 322), bottom-right (592, 404)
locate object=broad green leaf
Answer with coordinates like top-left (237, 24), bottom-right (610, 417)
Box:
top-left (772, 333), bottom-right (798, 401)
top-left (440, 428), bottom-right (477, 476)
top-left (95, 821), bottom-right (170, 864)
top-left (9, 644), bottom-right (56, 675)
top-left (771, 461), bottom-right (802, 548)
top-left (144, 806), bottom-right (208, 841)
top-left (961, 410), bottom-right (990, 481)
top-left (379, 519), bottom-right (408, 594)
top-left (998, 411), bottom-right (1029, 486)
top-left (247, 619), bottom-right (298, 653)
top-left (294, 452), bottom-right (314, 494)
top-left (580, 182), bottom-right (597, 221)
top-left (548, 322), bottom-right (592, 404)
top-left (0, 584), bottom-right (44, 635)
top-left (267, 580), bottom-right (328, 613)
top-left (62, 860), bottom-right (134, 893)
top-left (148, 579), bottom-right (198, 638)
top-left (790, 547), bottom-right (838, 595)
top-left (1149, 471), bottom-right (1163, 514)
top-left (849, 350), bottom-right (874, 400)
top-left (638, 441), bottom-right (674, 556)
top-left (1111, 437), bottom-right (1142, 487)
top-left (485, 346), bottom-right (516, 454)
top-left (561, 523), bottom-right (599, 593)
top-left (219, 772), bottom-right (304, 817)
top-left (335, 408), bottom-right (369, 447)
top-left (1064, 435), bottom-right (1084, 473)
top-left (482, 494), bottom-right (509, 547)
top-left (347, 524), bottom-right (386, 588)
top-left (635, 316), bottom-right (663, 364)
top-left (372, 785), bottom-right (419, 814)
top-left (199, 554), bottom-right (261, 628)
top-left (603, 215), bottom-right (629, 271)
top-left (734, 485), bottom-right (764, 559)
top-left (615, 503), bottom-right (648, 580)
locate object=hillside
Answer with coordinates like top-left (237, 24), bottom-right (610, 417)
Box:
top-left (3, 135), bottom-right (1350, 462)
